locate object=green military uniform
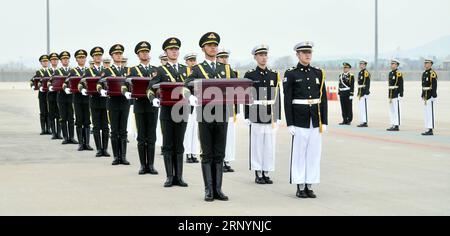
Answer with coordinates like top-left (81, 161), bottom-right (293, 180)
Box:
top-left (98, 44), bottom-right (130, 165)
top-left (32, 55), bottom-right (51, 135)
top-left (185, 32), bottom-right (236, 201)
top-left (148, 38), bottom-right (190, 187)
top-left (69, 49), bottom-right (93, 151)
top-left (51, 51), bottom-right (77, 145)
top-left (80, 47), bottom-right (110, 157)
top-left (47, 53), bottom-right (62, 140)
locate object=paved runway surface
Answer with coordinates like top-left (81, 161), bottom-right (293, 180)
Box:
top-left (0, 82), bottom-right (449, 216)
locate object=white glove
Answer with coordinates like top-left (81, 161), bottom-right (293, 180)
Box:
top-left (430, 97), bottom-right (436, 102)
top-left (322, 125), bottom-right (328, 133)
top-left (288, 126), bottom-right (296, 136)
top-left (100, 89), bottom-right (108, 97)
top-left (39, 87), bottom-right (44, 92)
top-left (49, 86), bottom-right (54, 92)
top-left (31, 86), bottom-right (35, 90)
top-left (189, 95), bottom-right (199, 107)
top-left (125, 92), bottom-right (132, 100)
top-left (152, 98), bottom-right (161, 108)
top-left (64, 88), bottom-right (72, 94)
top-left (349, 96), bottom-right (354, 100)
top-left (276, 120), bottom-right (282, 126)
top-left (245, 119), bottom-right (251, 126)
top-left (81, 89), bottom-right (88, 96)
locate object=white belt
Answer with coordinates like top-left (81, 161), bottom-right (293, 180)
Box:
top-left (422, 87), bottom-right (432, 91)
top-left (389, 86), bottom-right (399, 90)
top-left (339, 88), bottom-right (350, 91)
top-left (357, 85), bottom-right (366, 88)
top-left (253, 100), bottom-right (276, 105)
top-left (293, 99), bottom-right (321, 105)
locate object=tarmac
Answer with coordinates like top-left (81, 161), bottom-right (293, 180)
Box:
top-left (0, 81), bottom-right (449, 216)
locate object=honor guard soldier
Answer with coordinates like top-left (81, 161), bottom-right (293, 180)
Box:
top-left (32, 55), bottom-right (51, 135)
top-left (123, 41), bottom-right (159, 175)
top-left (80, 47), bottom-right (110, 157)
top-left (338, 62), bottom-right (355, 125)
top-left (183, 53), bottom-right (200, 164)
top-left (103, 58), bottom-right (111, 69)
top-left (284, 41), bottom-right (328, 199)
top-left (159, 53), bottom-right (168, 66)
top-left (68, 49), bottom-right (93, 151)
top-left (244, 45), bottom-right (281, 184)
top-left (148, 37), bottom-right (190, 187)
top-left (185, 32), bottom-right (237, 202)
top-left (47, 53), bottom-right (63, 140)
top-left (216, 49), bottom-right (239, 173)
top-left (50, 51), bottom-right (78, 145)
top-left (421, 58), bottom-right (438, 136)
top-left (357, 59), bottom-right (371, 128)
top-left (98, 44), bottom-right (131, 165)
top-left (387, 59), bottom-right (404, 132)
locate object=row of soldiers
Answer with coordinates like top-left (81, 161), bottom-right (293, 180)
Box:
top-left (31, 32), bottom-right (327, 200)
top-left (338, 59), bottom-right (438, 135)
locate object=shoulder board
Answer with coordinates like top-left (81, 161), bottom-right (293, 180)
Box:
top-left (287, 66), bottom-right (296, 72)
top-left (431, 71), bottom-right (437, 79)
top-left (364, 71), bottom-right (370, 77)
top-left (396, 71), bottom-right (402, 77)
top-left (269, 68), bottom-right (278, 74)
top-left (246, 69), bottom-right (255, 73)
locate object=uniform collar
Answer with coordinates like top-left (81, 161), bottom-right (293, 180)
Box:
top-left (256, 66), bottom-right (268, 74)
top-left (297, 63), bottom-right (311, 71)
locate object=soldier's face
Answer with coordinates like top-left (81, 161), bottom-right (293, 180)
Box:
top-left (254, 53), bottom-right (268, 66)
top-left (202, 43), bottom-right (218, 58)
top-left (390, 63), bottom-right (398, 70)
top-left (112, 53), bottom-right (123, 63)
top-left (103, 63), bottom-right (111, 68)
top-left (40, 60), bottom-right (49, 68)
top-left (138, 51), bottom-right (150, 62)
top-left (360, 63), bottom-right (366, 70)
top-left (186, 59), bottom-right (197, 67)
top-left (50, 59), bottom-right (59, 68)
top-left (217, 56), bottom-right (228, 64)
top-left (76, 57), bottom-right (86, 66)
top-left (61, 58), bottom-right (69, 67)
top-left (297, 51), bottom-right (312, 65)
top-left (93, 55), bottom-right (102, 64)
top-left (343, 67), bottom-right (350, 73)
top-left (166, 48), bottom-right (180, 61)
top-left (161, 59), bottom-right (168, 65)
top-left (424, 62), bottom-right (432, 70)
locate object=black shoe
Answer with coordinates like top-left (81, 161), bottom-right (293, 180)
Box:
top-left (95, 150), bottom-right (103, 157)
top-left (77, 144), bottom-right (84, 151)
top-left (186, 155), bottom-right (193, 164)
top-left (213, 163), bottom-right (229, 201)
top-left (69, 139), bottom-right (79, 144)
top-left (263, 173), bottom-right (273, 184)
top-left (147, 166), bottom-right (159, 175)
top-left (146, 145), bottom-right (158, 175)
top-left (120, 139), bottom-right (130, 165)
top-left (138, 144), bottom-right (147, 175)
top-left (357, 123), bottom-right (368, 128)
top-left (62, 139), bottom-right (70, 145)
top-left (112, 157), bottom-right (120, 166)
top-left (296, 185), bottom-right (308, 198)
top-left (101, 130), bottom-right (110, 157)
top-left (202, 163), bottom-right (214, 202)
top-left (163, 155), bottom-right (174, 187)
top-left (192, 155), bottom-right (200, 163)
top-left (305, 187), bottom-right (317, 199)
top-left (387, 126), bottom-right (400, 132)
top-left (139, 166), bottom-right (146, 175)
top-left (422, 129), bottom-right (434, 136)
top-left (111, 137), bottom-right (120, 165)
top-left (102, 150), bottom-right (111, 157)
top-left (224, 163), bottom-right (234, 173)
top-left (339, 122), bottom-right (347, 126)
top-left (255, 177), bottom-right (266, 185)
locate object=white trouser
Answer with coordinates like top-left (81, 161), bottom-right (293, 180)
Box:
top-left (127, 105), bottom-right (137, 140)
top-left (389, 98), bottom-right (401, 126)
top-left (289, 121), bottom-right (322, 185)
top-left (424, 99), bottom-right (435, 129)
top-left (250, 123), bottom-right (276, 172)
top-left (224, 118), bottom-right (236, 162)
top-left (155, 110), bottom-right (163, 147)
top-left (359, 95), bottom-right (369, 123)
top-left (184, 108), bottom-right (200, 155)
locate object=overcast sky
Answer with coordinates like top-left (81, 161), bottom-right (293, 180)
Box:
top-left (2, 0), bottom-right (450, 66)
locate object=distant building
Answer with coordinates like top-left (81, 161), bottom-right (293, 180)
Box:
top-left (443, 61), bottom-right (450, 70)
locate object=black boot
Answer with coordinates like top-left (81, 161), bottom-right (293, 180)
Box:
top-left (101, 130), bottom-right (110, 157)
top-left (163, 155), bottom-right (174, 187)
top-left (191, 155), bottom-right (200, 163)
top-left (68, 125), bottom-right (79, 144)
top-left (138, 144), bottom-right (147, 175)
top-left (422, 129), bottom-right (434, 136)
top-left (146, 144), bottom-right (158, 175)
top-left (223, 162), bottom-right (234, 173)
top-left (111, 136), bottom-right (120, 165)
top-left (61, 122), bottom-right (69, 145)
top-left (45, 116), bottom-right (52, 134)
top-left (174, 154), bottom-right (188, 187)
top-left (201, 163), bottom-right (214, 202)
top-left (56, 121), bottom-right (63, 139)
top-left (296, 185), bottom-right (308, 199)
top-left (76, 127), bottom-right (84, 151)
top-left (262, 172), bottom-right (273, 184)
top-left (50, 119), bottom-right (58, 139)
top-left (186, 154), bottom-right (193, 164)
top-left (84, 127), bottom-right (94, 151)
top-left (120, 138), bottom-right (130, 165)
top-left (387, 125), bottom-right (400, 132)
top-left (213, 162), bottom-right (229, 201)
top-left (40, 117), bottom-right (46, 135)
top-left (357, 123), bottom-right (368, 128)
top-left (93, 130), bottom-right (102, 157)
top-left (255, 171), bottom-right (266, 185)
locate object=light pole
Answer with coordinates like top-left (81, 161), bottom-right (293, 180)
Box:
top-left (374, 0), bottom-right (379, 80)
top-left (46, 0), bottom-right (50, 54)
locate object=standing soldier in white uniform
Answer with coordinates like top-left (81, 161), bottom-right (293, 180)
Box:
top-left (421, 58), bottom-right (438, 136)
top-left (284, 42), bottom-right (328, 199)
top-left (387, 59), bottom-right (404, 132)
top-left (357, 59), bottom-right (371, 128)
top-left (244, 45), bottom-right (281, 184)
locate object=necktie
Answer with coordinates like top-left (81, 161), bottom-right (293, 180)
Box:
top-left (173, 64), bottom-right (178, 73)
top-left (211, 62), bottom-right (216, 71)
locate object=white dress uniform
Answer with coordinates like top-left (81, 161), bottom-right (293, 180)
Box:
top-left (224, 116), bottom-right (236, 163)
top-left (387, 59), bottom-right (404, 131)
top-left (421, 60), bottom-right (438, 135)
top-left (284, 42), bottom-right (328, 196)
top-left (184, 106), bottom-right (200, 156)
top-left (357, 60), bottom-right (371, 127)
